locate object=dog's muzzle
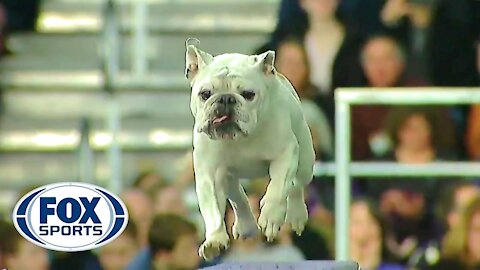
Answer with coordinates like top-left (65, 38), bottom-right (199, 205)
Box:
top-left (206, 94), bottom-right (243, 140)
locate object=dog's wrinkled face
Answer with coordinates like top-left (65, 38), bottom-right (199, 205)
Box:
top-left (185, 41), bottom-right (276, 140)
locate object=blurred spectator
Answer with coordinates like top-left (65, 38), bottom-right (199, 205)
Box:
top-left (98, 221), bottom-right (139, 270)
top-left (428, 0), bottom-right (480, 158)
top-left (437, 182), bottom-right (480, 232)
top-left (350, 198), bottom-right (404, 270)
top-left (431, 197), bottom-right (480, 269)
top-left (427, 0), bottom-right (479, 87)
top-left (258, 0), bottom-right (308, 52)
top-left (121, 188), bottom-right (154, 247)
top-left (360, 35), bottom-right (414, 88)
top-left (383, 106), bottom-right (456, 162)
top-left (259, 0), bottom-right (382, 51)
top-left (154, 186), bottom-right (188, 217)
top-left (437, 181), bottom-right (479, 238)
top-left (256, 0), bottom-right (364, 129)
top-left (409, 182), bottom-right (480, 269)
top-left (352, 35), bottom-right (412, 160)
top-left (223, 194), bottom-right (305, 263)
top-left (127, 214), bottom-right (200, 270)
top-left (300, 0), bottom-right (364, 94)
top-left (382, 0), bottom-right (480, 158)
top-left (0, 0), bottom-right (41, 31)
top-left (467, 105), bottom-right (480, 160)
top-left (300, 0), bottom-right (364, 129)
top-left (337, 0), bottom-right (385, 38)
top-left (174, 151), bottom-right (195, 191)
top-left (290, 218), bottom-right (332, 260)
top-left (380, 0), bottom-right (436, 81)
top-left (367, 106), bottom-right (456, 263)
top-left (0, 0), bottom-right (41, 58)
top-left (51, 251), bottom-right (102, 270)
top-left (132, 170), bottom-right (164, 199)
top-left (275, 37), bottom-right (333, 160)
top-left (1, 219), bottom-right (49, 270)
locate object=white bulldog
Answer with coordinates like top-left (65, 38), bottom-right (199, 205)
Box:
top-left (185, 39), bottom-right (315, 260)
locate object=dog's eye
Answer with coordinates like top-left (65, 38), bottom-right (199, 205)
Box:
top-left (199, 90), bottom-right (212, 101)
top-left (241, 90), bottom-right (256, 101)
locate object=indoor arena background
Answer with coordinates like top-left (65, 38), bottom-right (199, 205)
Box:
top-left (0, 0), bottom-right (479, 269)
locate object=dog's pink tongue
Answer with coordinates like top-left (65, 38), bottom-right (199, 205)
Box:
top-left (213, 115), bottom-right (229, 124)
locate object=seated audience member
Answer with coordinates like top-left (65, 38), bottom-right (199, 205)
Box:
top-left (98, 221), bottom-right (139, 270)
top-left (153, 185), bottom-right (188, 217)
top-left (132, 170), bottom-right (164, 198)
top-left (382, 0), bottom-right (480, 157)
top-left (430, 198), bottom-right (480, 270)
top-left (437, 183), bottom-right (480, 234)
top-left (258, 0), bottom-right (383, 53)
top-left (380, 0), bottom-right (436, 81)
top-left (300, 0), bottom-right (364, 94)
top-left (381, 0), bottom-right (478, 84)
top-left (301, 0), bottom-right (364, 128)
top-left (350, 198), bottom-right (404, 270)
top-left (382, 106), bottom-right (456, 163)
top-left (174, 151), bottom-right (195, 191)
top-left (121, 188), bottom-right (154, 247)
top-left (368, 106), bottom-right (456, 263)
top-left (275, 37), bottom-right (333, 160)
top-left (467, 105), bottom-right (480, 160)
top-left (126, 214), bottom-right (200, 270)
top-left (409, 182), bottom-right (480, 269)
top-left (1, 220), bottom-right (49, 270)
top-left (222, 194), bottom-right (305, 263)
top-left (51, 251), bottom-right (102, 270)
top-left (352, 35), bottom-right (415, 160)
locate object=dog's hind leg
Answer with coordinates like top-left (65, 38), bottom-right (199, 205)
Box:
top-left (286, 121), bottom-right (315, 235)
top-left (226, 178), bottom-right (258, 239)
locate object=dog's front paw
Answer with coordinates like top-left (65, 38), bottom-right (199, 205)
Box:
top-left (199, 231), bottom-right (230, 261)
top-left (232, 216), bottom-right (259, 240)
top-left (258, 198), bottom-right (287, 242)
top-left (286, 198), bottom-right (308, 236)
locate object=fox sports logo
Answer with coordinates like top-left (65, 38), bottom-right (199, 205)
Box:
top-left (12, 182), bottom-right (129, 252)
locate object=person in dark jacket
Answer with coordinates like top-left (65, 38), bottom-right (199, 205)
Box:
top-left (380, 0), bottom-right (480, 159)
top-left (255, 0), bottom-right (365, 130)
top-left (427, 198), bottom-right (480, 270)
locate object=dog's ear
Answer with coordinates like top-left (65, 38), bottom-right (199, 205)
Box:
top-left (185, 38), bottom-right (213, 82)
top-left (254, 50), bottom-right (276, 76)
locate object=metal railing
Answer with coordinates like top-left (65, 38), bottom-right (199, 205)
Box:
top-left (332, 87), bottom-right (480, 260)
top-left (102, 0), bottom-right (122, 194)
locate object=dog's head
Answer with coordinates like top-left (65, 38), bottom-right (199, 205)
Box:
top-left (185, 39), bottom-right (277, 140)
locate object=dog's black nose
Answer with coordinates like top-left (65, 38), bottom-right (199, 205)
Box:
top-left (218, 94), bottom-right (236, 105)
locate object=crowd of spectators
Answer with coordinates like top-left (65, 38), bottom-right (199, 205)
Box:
top-left (0, 0), bottom-right (479, 269)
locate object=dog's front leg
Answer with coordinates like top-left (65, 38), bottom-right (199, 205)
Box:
top-left (258, 141), bottom-right (299, 241)
top-left (196, 167), bottom-right (229, 260)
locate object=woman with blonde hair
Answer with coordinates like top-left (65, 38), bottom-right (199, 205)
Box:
top-left (429, 197), bottom-right (480, 269)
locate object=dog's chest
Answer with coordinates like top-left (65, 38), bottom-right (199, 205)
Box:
top-left (218, 145), bottom-right (273, 178)
top-left (227, 158), bottom-right (270, 179)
